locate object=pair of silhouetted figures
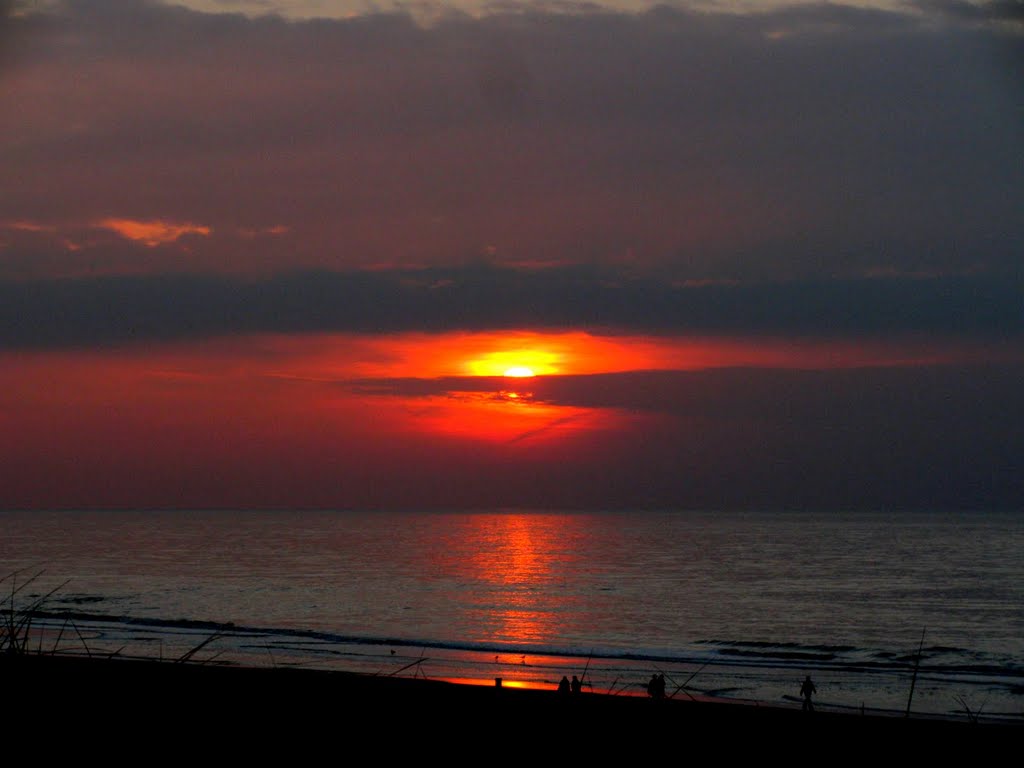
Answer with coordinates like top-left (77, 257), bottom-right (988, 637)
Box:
top-left (647, 673), bottom-right (666, 699)
top-left (800, 675), bottom-right (817, 711)
top-left (558, 675), bottom-right (583, 694)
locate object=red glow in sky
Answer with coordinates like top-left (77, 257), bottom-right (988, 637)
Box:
top-left (2, 329), bottom-right (1019, 508)
top-left (1, 1), bottom-right (1021, 510)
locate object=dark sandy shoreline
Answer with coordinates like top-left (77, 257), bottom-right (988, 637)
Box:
top-left (4, 654), bottom-right (1018, 755)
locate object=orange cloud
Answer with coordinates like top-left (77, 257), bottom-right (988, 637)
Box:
top-left (95, 218), bottom-right (211, 246)
top-left (2, 220), bottom-right (56, 233)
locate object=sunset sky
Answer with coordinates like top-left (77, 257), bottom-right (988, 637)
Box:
top-left (2, 0), bottom-right (1022, 510)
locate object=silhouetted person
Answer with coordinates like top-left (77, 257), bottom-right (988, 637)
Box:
top-left (800, 675), bottom-right (817, 711)
top-left (558, 675), bottom-right (571, 694)
top-left (571, 675), bottom-right (582, 694)
top-left (647, 673), bottom-right (665, 699)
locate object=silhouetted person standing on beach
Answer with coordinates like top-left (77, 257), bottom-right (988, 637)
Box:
top-left (558, 676), bottom-right (571, 694)
top-left (646, 673), bottom-right (666, 699)
top-left (800, 675), bottom-right (817, 711)
top-left (571, 675), bottom-right (582, 694)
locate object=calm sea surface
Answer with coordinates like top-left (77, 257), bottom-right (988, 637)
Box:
top-left (2, 510), bottom-right (1022, 719)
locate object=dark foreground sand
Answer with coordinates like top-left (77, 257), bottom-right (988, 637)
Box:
top-left (3, 655), bottom-right (1017, 757)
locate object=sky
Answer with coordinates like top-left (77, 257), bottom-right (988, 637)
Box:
top-left (1, 0), bottom-right (1022, 510)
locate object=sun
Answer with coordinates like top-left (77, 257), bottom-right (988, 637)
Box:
top-left (503, 366), bottom-right (536, 378)
top-left (462, 343), bottom-right (560, 377)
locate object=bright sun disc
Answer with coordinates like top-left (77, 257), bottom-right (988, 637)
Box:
top-left (504, 366), bottom-right (535, 378)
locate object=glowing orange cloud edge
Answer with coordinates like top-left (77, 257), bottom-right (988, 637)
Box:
top-left (95, 218), bottom-right (212, 247)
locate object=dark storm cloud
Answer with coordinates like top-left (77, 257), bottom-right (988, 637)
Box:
top-left (3, 1), bottom-right (1022, 277)
top-left (2, 266), bottom-right (1022, 348)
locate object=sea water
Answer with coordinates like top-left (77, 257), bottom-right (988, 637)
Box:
top-left (2, 509), bottom-right (1021, 720)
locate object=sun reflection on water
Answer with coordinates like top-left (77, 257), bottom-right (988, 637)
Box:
top-left (449, 513), bottom-right (589, 648)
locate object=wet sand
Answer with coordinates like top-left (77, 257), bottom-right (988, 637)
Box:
top-left (4, 654), bottom-right (1017, 755)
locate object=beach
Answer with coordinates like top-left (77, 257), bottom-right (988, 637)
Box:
top-left (4, 653), bottom-right (1017, 757)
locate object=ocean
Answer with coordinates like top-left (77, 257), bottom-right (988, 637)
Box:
top-left (2, 509), bottom-right (1021, 721)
